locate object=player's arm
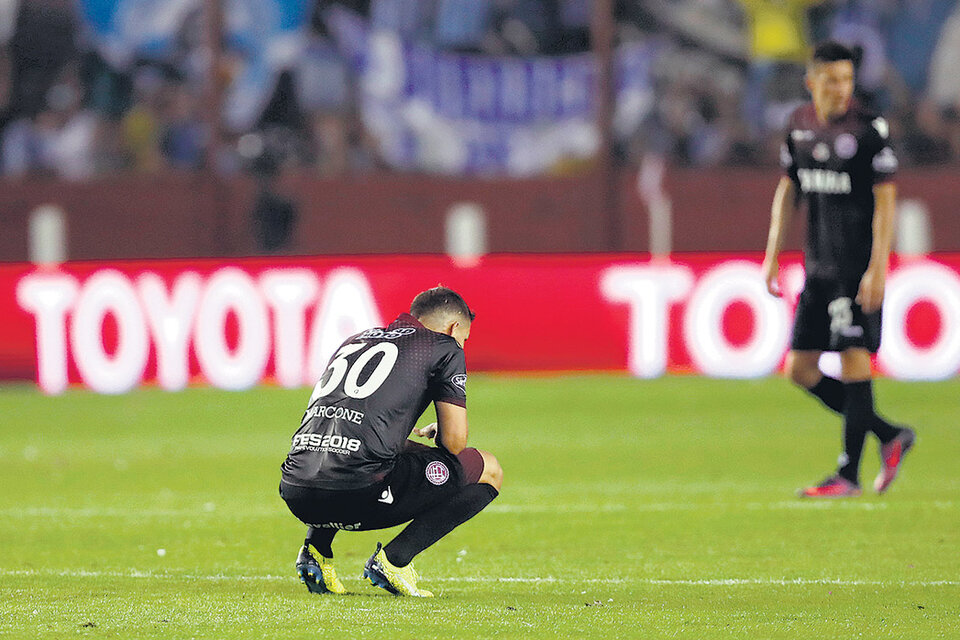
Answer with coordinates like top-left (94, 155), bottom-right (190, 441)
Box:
top-left (857, 182), bottom-right (897, 313)
top-left (761, 176), bottom-right (797, 297)
top-left (433, 400), bottom-right (468, 454)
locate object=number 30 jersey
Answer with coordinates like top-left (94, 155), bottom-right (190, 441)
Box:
top-left (281, 314), bottom-right (468, 490)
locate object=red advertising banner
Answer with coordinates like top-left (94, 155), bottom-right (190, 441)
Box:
top-left (1, 254), bottom-right (956, 393)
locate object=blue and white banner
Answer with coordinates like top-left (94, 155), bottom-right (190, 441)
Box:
top-left (223, 0), bottom-right (313, 130)
top-left (76, 0), bottom-right (313, 131)
top-left (77, 0), bottom-right (199, 68)
top-left (326, 8), bottom-right (659, 176)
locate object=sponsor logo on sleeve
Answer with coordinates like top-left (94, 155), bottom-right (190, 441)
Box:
top-left (812, 142), bottom-right (831, 162)
top-left (872, 147), bottom-right (898, 173)
top-left (451, 374), bottom-right (467, 390)
top-left (872, 117), bottom-right (889, 139)
top-left (425, 461), bottom-right (450, 486)
top-left (834, 133), bottom-right (858, 159)
top-left (779, 143), bottom-right (793, 169)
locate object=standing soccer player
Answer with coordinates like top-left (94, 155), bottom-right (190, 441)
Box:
top-left (761, 41), bottom-right (915, 498)
top-left (280, 287), bottom-right (502, 596)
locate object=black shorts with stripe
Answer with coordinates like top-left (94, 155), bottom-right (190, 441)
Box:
top-left (791, 277), bottom-right (882, 353)
top-left (280, 442), bottom-right (484, 532)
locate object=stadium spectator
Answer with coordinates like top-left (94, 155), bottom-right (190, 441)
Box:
top-left (297, 9), bottom-right (353, 175)
top-left (1, 0), bottom-right (76, 125)
top-left (737, 0), bottom-right (824, 143)
top-left (432, 0), bottom-right (497, 53)
top-left (158, 80), bottom-right (205, 170)
top-left (557, 0), bottom-right (591, 53)
top-left (498, 0), bottom-right (558, 55)
top-left (120, 67), bottom-right (165, 172)
top-left (32, 63), bottom-right (100, 181)
top-left (0, 0), bottom-right (16, 118)
top-left (898, 99), bottom-right (954, 165)
top-left (927, 2), bottom-right (960, 114)
top-left (369, 0), bottom-right (436, 42)
top-left (884, 0), bottom-right (957, 98)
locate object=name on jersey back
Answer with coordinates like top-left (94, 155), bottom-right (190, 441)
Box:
top-left (301, 404), bottom-right (365, 425)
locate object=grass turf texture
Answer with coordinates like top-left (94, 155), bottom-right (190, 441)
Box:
top-left (0, 376), bottom-right (958, 639)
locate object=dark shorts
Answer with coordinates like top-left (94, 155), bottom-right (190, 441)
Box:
top-left (280, 443), bottom-right (485, 532)
top-left (791, 277), bottom-right (882, 353)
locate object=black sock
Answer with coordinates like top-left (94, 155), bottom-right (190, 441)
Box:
top-left (305, 527), bottom-right (336, 558)
top-left (872, 416), bottom-right (900, 444)
top-left (808, 376), bottom-right (845, 414)
top-left (867, 384), bottom-right (900, 443)
top-left (384, 483), bottom-right (499, 567)
top-left (838, 381), bottom-right (874, 484)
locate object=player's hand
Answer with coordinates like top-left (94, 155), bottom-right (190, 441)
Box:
top-left (761, 258), bottom-right (781, 297)
top-left (414, 422), bottom-right (438, 440)
top-left (857, 268), bottom-right (886, 314)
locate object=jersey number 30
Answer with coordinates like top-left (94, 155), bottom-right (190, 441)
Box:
top-left (310, 342), bottom-right (399, 402)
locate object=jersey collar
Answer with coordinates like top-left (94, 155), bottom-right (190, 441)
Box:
top-left (394, 313), bottom-right (424, 328)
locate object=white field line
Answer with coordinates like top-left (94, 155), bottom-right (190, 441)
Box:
top-left (0, 569), bottom-right (956, 587)
top-left (1, 501), bottom-right (954, 519)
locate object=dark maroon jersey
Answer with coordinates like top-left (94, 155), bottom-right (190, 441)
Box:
top-left (281, 314), bottom-right (468, 490)
top-left (781, 101), bottom-right (898, 280)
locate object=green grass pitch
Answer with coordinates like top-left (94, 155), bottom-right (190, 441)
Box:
top-left (1, 375), bottom-right (958, 639)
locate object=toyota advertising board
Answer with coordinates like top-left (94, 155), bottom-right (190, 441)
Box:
top-left (1, 254), bottom-right (956, 394)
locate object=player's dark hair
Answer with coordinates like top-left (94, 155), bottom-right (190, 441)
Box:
top-left (410, 286), bottom-right (476, 322)
top-left (811, 40), bottom-right (854, 64)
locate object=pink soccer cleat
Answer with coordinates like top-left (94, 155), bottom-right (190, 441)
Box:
top-left (798, 474), bottom-right (862, 498)
top-left (874, 428), bottom-right (916, 494)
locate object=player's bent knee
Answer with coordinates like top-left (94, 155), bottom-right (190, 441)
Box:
top-left (477, 450), bottom-right (503, 491)
top-left (786, 353), bottom-right (820, 388)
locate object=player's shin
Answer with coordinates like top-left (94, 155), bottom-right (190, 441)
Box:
top-left (838, 381), bottom-right (874, 483)
top-left (384, 483), bottom-right (499, 567)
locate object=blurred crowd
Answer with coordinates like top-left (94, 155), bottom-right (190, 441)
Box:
top-left (1, 0), bottom-right (959, 181)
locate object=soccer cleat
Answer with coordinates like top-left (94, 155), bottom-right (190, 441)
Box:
top-left (798, 474), bottom-right (862, 498)
top-left (874, 427), bottom-right (916, 494)
top-left (362, 543), bottom-right (434, 597)
top-left (295, 544), bottom-right (346, 594)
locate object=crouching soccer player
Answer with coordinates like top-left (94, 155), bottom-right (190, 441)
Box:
top-left (761, 41), bottom-right (915, 498)
top-left (279, 287), bottom-right (502, 596)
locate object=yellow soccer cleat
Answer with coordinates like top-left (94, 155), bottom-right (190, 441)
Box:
top-left (362, 543), bottom-right (434, 597)
top-left (296, 544), bottom-right (346, 594)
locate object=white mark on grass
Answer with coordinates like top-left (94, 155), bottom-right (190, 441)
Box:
top-left (0, 569), bottom-right (957, 588)
top-left (489, 501), bottom-right (900, 514)
top-left (0, 506), bottom-right (276, 518)
top-left (748, 501), bottom-right (889, 511)
top-left (0, 499), bottom-right (948, 521)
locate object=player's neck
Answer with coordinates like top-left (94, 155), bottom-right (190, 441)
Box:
top-left (813, 103), bottom-right (849, 125)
